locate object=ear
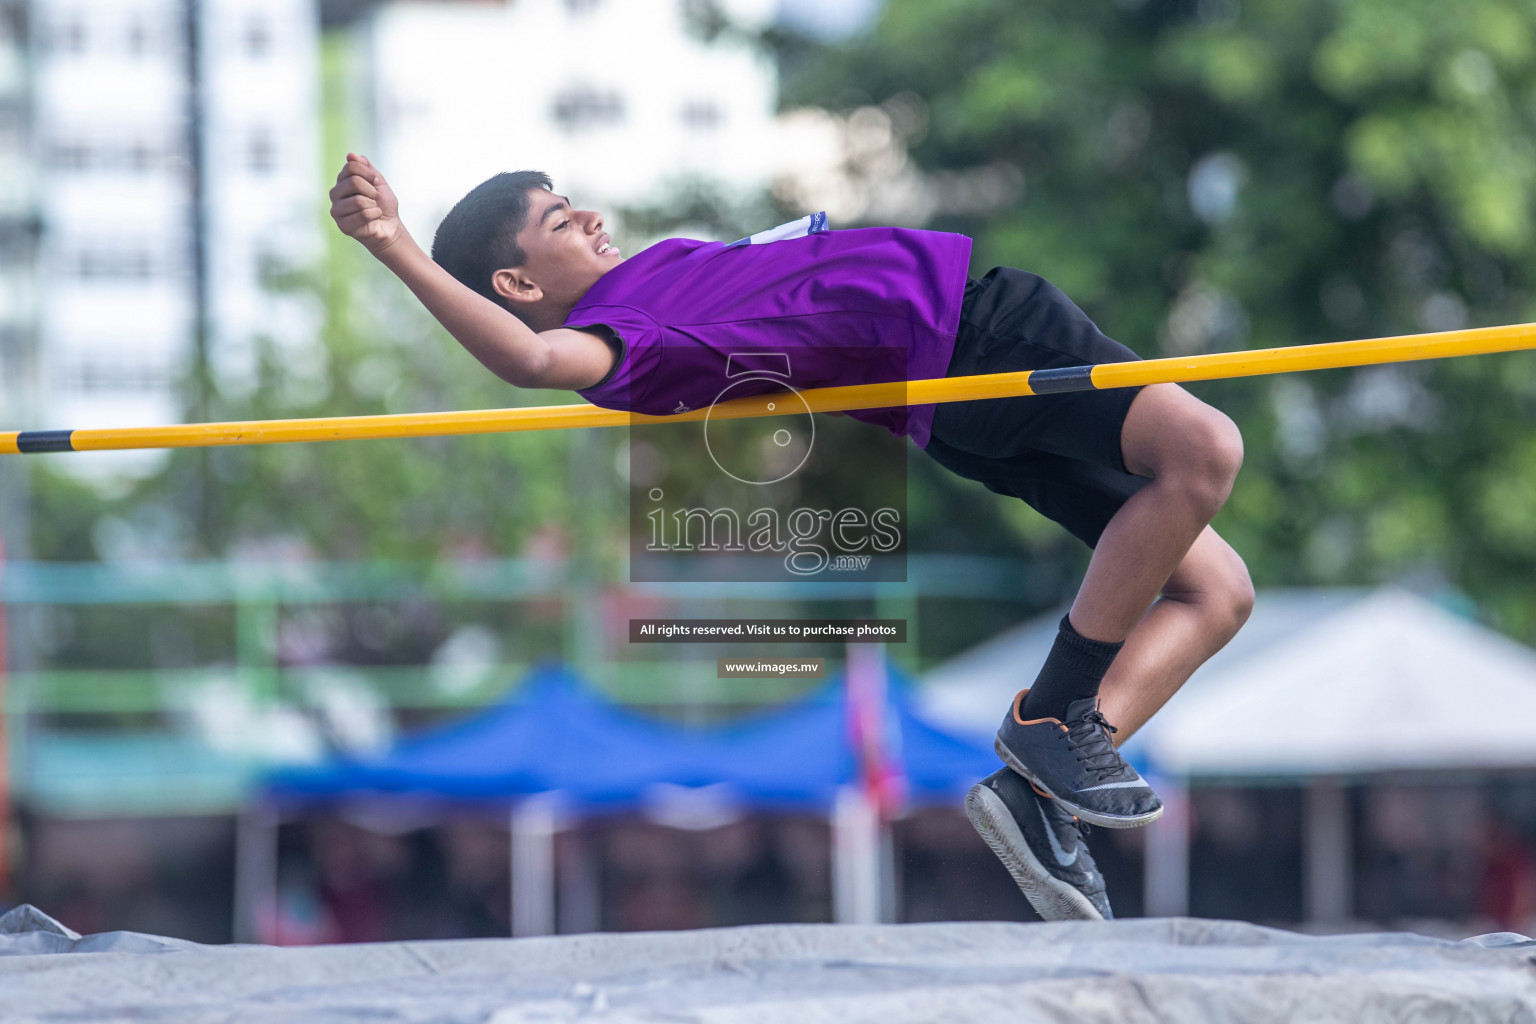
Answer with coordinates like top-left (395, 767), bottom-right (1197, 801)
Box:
top-left (491, 267), bottom-right (543, 307)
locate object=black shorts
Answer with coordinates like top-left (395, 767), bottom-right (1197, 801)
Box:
top-left (923, 267), bottom-right (1149, 548)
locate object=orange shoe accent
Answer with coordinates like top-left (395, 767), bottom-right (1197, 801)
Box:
top-left (1011, 688), bottom-right (1066, 727)
top-left (1027, 779), bottom-right (1055, 800)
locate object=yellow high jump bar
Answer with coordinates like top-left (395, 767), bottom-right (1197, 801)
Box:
top-left (4, 321), bottom-right (1535, 454)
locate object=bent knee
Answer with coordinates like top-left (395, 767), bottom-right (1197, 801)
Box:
top-left (1169, 540), bottom-right (1254, 639)
top-left (1211, 547), bottom-right (1255, 637)
top-left (1228, 556), bottom-right (1256, 628)
top-left (1186, 408), bottom-right (1244, 484)
top-left (1126, 390), bottom-right (1244, 507)
top-left (1160, 409), bottom-right (1244, 515)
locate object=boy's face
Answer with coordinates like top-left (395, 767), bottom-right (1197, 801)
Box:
top-left (509, 188), bottom-right (623, 309)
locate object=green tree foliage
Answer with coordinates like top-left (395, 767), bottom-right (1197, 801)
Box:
top-left (783, 0), bottom-right (1536, 636)
top-left (129, 244), bottom-right (601, 564)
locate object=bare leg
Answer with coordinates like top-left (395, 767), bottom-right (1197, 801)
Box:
top-left (1097, 525), bottom-right (1253, 741)
top-left (1056, 383), bottom-right (1253, 739)
top-left (1068, 382), bottom-right (1246, 644)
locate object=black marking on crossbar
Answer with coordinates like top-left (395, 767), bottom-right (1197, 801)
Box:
top-left (1027, 365), bottom-right (1097, 394)
top-left (16, 430), bottom-right (75, 453)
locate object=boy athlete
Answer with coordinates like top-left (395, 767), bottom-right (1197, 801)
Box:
top-left (329, 155), bottom-right (1254, 921)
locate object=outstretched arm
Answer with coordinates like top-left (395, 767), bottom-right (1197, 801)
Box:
top-left (328, 154), bottom-right (610, 390)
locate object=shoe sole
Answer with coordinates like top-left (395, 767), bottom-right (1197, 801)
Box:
top-left (965, 781), bottom-right (1103, 922)
top-left (994, 736), bottom-right (1165, 829)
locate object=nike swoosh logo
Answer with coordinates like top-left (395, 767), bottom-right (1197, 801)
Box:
top-left (1081, 779), bottom-right (1150, 792)
top-left (1036, 802), bottom-right (1078, 868)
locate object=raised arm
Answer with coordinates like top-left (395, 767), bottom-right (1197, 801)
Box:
top-left (329, 154), bottom-right (597, 389)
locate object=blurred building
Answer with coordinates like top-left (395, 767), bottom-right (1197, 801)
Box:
top-left (0, 1), bottom-right (35, 569)
top-left (198, 0), bottom-right (323, 400)
top-left (26, 0), bottom-right (322, 478)
top-left (355, 0), bottom-right (780, 245)
top-left (0, 1), bottom-right (36, 432)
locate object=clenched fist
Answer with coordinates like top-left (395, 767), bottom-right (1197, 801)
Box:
top-left (329, 153), bottom-right (405, 255)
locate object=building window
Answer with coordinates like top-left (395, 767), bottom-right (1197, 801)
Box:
top-left (69, 248), bottom-right (158, 280)
top-left (552, 87), bottom-right (625, 132)
top-left (680, 100), bottom-right (722, 132)
top-left (128, 139), bottom-right (161, 172)
top-left (0, 232), bottom-right (30, 267)
top-left (48, 139), bottom-right (172, 174)
top-left (247, 129), bottom-right (274, 174)
top-left (53, 18), bottom-right (86, 54)
top-left (0, 6), bottom-right (21, 47)
top-left (69, 358), bottom-right (169, 392)
top-left (49, 141), bottom-right (91, 171)
top-left (244, 17), bottom-right (270, 58)
top-left (0, 113), bottom-right (19, 158)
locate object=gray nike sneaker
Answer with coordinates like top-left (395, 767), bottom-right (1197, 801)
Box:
top-left (996, 691), bottom-right (1163, 828)
top-left (965, 767), bottom-right (1112, 921)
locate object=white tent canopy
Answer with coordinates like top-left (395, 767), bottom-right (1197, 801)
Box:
top-left (918, 587), bottom-right (1536, 780)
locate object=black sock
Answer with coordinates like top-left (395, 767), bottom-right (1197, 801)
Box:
top-left (1019, 614), bottom-right (1124, 721)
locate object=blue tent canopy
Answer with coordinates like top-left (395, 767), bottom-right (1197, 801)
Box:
top-left (267, 659), bottom-right (997, 813)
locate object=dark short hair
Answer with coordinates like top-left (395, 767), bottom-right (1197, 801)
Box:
top-left (431, 170), bottom-right (554, 310)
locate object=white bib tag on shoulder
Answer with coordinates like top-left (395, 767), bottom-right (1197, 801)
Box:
top-left (726, 211), bottom-right (829, 248)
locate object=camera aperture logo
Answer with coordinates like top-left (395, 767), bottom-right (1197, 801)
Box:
top-left (627, 348), bottom-right (908, 582)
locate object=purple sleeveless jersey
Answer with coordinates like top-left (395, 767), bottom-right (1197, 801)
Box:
top-left (567, 220), bottom-right (972, 448)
